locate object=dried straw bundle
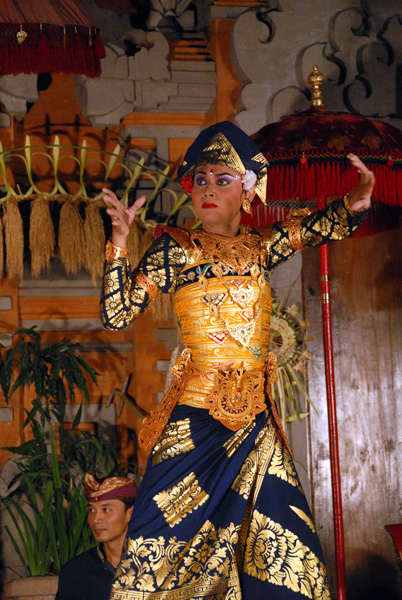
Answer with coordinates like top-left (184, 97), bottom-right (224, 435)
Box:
top-left (4, 198), bottom-right (24, 278)
top-left (58, 200), bottom-right (85, 274)
top-left (0, 216), bottom-right (4, 280)
top-left (29, 197), bottom-right (55, 277)
top-left (150, 291), bottom-right (174, 321)
top-left (84, 201), bottom-right (106, 281)
top-left (126, 219), bottom-right (141, 268)
top-left (139, 225), bottom-right (154, 256)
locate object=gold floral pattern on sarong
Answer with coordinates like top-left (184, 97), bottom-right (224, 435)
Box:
top-left (244, 509), bottom-right (331, 599)
top-left (152, 419), bottom-right (195, 466)
top-left (223, 420), bottom-right (256, 458)
top-left (111, 521), bottom-right (241, 599)
top-left (290, 506), bottom-right (317, 533)
top-left (153, 473), bottom-right (209, 528)
top-left (232, 416), bottom-right (276, 501)
top-left (232, 453), bottom-right (258, 499)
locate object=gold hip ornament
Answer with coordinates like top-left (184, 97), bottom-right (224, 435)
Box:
top-left (138, 348), bottom-right (193, 450)
top-left (204, 364), bottom-right (266, 430)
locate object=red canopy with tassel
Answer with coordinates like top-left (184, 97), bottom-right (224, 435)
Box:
top-left (244, 66), bottom-right (402, 600)
top-left (0, 0), bottom-right (105, 77)
top-left (243, 94), bottom-right (402, 235)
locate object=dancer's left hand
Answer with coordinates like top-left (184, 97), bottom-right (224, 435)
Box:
top-left (347, 154), bottom-right (375, 211)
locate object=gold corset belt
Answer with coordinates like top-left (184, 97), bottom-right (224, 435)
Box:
top-left (138, 348), bottom-right (281, 451)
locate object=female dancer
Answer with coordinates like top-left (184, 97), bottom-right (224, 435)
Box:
top-left (101, 121), bottom-right (374, 599)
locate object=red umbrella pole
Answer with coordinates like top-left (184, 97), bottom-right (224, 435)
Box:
top-left (317, 196), bottom-right (346, 600)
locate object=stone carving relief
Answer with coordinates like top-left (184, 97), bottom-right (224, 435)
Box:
top-left (231, 0), bottom-right (402, 133)
top-left (75, 33), bottom-right (172, 126)
top-left (0, 74), bottom-right (38, 121)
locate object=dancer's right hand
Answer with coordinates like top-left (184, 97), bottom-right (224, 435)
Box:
top-left (102, 188), bottom-right (146, 247)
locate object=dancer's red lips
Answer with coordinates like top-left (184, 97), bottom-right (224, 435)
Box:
top-left (202, 202), bottom-right (218, 209)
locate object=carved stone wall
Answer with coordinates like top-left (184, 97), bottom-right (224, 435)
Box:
top-left (230, 1), bottom-right (402, 133)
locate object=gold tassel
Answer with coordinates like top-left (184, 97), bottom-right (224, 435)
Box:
top-left (4, 198), bottom-right (24, 279)
top-left (84, 201), bottom-right (105, 282)
top-left (29, 197), bottom-right (55, 277)
top-left (58, 200), bottom-right (85, 274)
top-left (0, 214), bottom-right (4, 281)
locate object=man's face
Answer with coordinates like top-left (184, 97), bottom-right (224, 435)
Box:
top-left (87, 499), bottom-right (133, 545)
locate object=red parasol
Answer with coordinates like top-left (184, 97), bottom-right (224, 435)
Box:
top-left (244, 66), bottom-right (402, 235)
top-left (0, 0), bottom-right (106, 78)
top-left (245, 66), bottom-right (402, 600)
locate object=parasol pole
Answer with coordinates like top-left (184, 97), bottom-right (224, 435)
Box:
top-left (317, 196), bottom-right (346, 600)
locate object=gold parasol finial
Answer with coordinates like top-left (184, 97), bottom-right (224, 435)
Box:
top-left (307, 65), bottom-right (325, 109)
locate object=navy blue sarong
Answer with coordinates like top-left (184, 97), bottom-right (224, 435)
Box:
top-left (110, 405), bottom-right (331, 599)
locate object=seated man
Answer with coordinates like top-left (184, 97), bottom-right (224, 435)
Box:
top-left (56, 473), bottom-right (138, 600)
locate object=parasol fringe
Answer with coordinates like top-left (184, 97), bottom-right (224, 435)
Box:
top-left (29, 196), bottom-right (55, 277)
top-left (248, 161), bottom-right (402, 236)
top-left (0, 24), bottom-right (104, 78)
top-left (84, 201), bottom-right (106, 283)
top-left (58, 200), bottom-right (85, 274)
top-left (4, 198), bottom-right (24, 279)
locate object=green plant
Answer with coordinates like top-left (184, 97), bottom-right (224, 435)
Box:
top-left (0, 327), bottom-right (126, 576)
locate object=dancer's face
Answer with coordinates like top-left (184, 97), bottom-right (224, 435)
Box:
top-left (191, 164), bottom-right (249, 236)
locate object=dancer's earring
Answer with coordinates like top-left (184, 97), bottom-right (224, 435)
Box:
top-left (242, 199), bottom-right (252, 214)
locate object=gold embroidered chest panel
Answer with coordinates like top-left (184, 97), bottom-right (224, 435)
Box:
top-left (174, 227), bottom-right (272, 409)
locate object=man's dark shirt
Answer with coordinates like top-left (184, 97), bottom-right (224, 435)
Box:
top-left (55, 545), bottom-right (115, 600)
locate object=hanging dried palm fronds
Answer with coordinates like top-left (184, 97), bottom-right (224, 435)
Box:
top-left (58, 199), bottom-right (85, 275)
top-left (149, 291), bottom-right (175, 321)
top-left (29, 196), bottom-right (55, 277)
top-left (126, 219), bottom-right (141, 268)
top-left (83, 201), bottom-right (105, 281)
top-left (139, 225), bottom-right (154, 257)
top-left (4, 198), bottom-right (24, 278)
top-left (0, 139), bottom-right (192, 290)
top-left (0, 216), bottom-right (4, 280)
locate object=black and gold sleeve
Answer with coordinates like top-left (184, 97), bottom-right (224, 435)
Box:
top-left (101, 233), bottom-right (186, 330)
top-left (266, 196), bottom-right (369, 271)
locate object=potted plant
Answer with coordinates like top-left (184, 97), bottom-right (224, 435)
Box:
top-left (0, 328), bottom-right (126, 599)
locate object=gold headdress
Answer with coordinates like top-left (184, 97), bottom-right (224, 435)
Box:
top-left (177, 122), bottom-right (269, 205)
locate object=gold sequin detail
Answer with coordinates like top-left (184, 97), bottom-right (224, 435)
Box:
top-left (153, 472), bottom-right (209, 527)
top-left (190, 226), bottom-right (263, 273)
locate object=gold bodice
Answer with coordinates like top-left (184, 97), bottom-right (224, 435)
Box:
top-left (176, 275), bottom-right (271, 408)
top-left (169, 227), bottom-right (272, 409)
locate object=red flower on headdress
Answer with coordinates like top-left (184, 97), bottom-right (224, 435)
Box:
top-left (180, 174), bottom-right (194, 194)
